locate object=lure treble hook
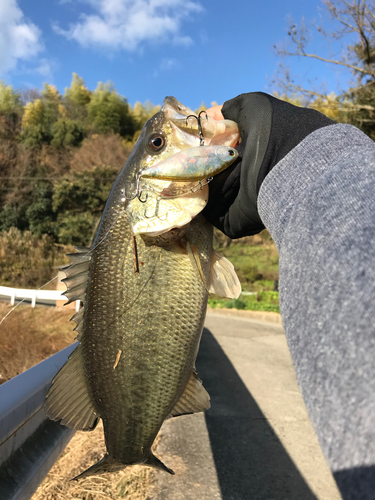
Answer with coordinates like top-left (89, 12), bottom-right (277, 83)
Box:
top-left (123, 173), bottom-right (148, 203)
top-left (191, 176), bottom-right (214, 193)
top-left (186, 110), bottom-right (208, 146)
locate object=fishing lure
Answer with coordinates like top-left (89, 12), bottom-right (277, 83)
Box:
top-left (140, 145), bottom-right (238, 182)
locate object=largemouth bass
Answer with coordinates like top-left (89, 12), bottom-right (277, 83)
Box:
top-left (44, 97), bottom-right (240, 478)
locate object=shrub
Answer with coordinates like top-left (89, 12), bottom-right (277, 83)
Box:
top-left (208, 291), bottom-right (280, 313)
top-left (51, 118), bottom-right (84, 148)
top-left (0, 228), bottom-right (69, 288)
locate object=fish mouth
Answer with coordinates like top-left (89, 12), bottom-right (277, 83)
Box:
top-left (161, 96), bottom-right (197, 120)
top-left (161, 97), bottom-right (209, 147)
top-left (163, 97), bottom-right (239, 147)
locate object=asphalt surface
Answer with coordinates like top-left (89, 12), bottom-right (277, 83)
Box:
top-left (149, 311), bottom-right (342, 500)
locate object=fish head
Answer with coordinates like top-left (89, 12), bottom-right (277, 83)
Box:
top-left (123, 97), bottom-right (204, 187)
top-left (111, 97), bottom-right (239, 237)
top-left (124, 96), bottom-right (239, 191)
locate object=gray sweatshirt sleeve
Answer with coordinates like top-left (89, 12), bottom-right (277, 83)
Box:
top-left (257, 123), bottom-right (375, 500)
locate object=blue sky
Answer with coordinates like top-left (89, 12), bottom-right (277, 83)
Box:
top-left (1, 0), bottom-right (355, 109)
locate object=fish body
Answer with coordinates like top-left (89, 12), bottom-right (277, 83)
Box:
top-left (75, 213), bottom-right (213, 477)
top-left (44, 97), bottom-right (240, 478)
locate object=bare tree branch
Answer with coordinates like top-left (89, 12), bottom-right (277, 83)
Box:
top-left (273, 0), bottom-right (375, 133)
top-left (279, 48), bottom-right (371, 75)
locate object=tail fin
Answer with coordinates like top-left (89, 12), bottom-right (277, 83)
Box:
top-left (72, 452), bottom-right (174, 481)
top-left (72, 454), bottom-right (124, 481)
top-left (146, 452), bottom-right (175, 475)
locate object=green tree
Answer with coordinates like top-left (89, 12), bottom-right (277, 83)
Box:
top-left (0, 82), bottom-right (23, 140)
top-left (0, 83), bottom-right (23, 211)
top-left (52, 166), bottom-right (118, 245)
top-left (0, 227), bottom-right (59, 288)
top-left (0, 180), bottom-right (56, 237)
top-left (0, 82), bottom-right (22, 117)
top-left (41, 84), bottom-right (60, 124)
top-left (22, 84), bottom-right (62, 147)
top-left (65, 73), bottom-right (91, 107)
top-left (64, 73), bottom-right (91, 121)
top-left (25, 181), bottom-right (56, 237)
top-left (51, 118), bottom-right (84, 148)
top-left (87, 82), bottom-right (136, 137)
top-left (0, 205), bottom-right (26, 232)
top-left (132, 100), bottom-right (160, 129)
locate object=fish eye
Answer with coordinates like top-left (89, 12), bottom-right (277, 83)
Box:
top-left (228, 149), bottom-right (235, 156)
top-left (148, 134), bottom-right (165, 152)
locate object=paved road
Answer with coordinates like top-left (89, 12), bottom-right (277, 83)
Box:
top-left (149, 311), bottom-right (342, 500)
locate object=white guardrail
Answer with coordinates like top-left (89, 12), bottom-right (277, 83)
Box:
top-left (0, 285), bottom-right (254, 312)
top-left (0, 286), bottom-right (80, 311)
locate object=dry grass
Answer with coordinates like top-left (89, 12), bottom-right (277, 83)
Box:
top-left (70, 134), bottom-right (131, 174)
top-left (0, 303), bottom-right (74, 383)
top-left (33, 423), bottom-right (152, 500)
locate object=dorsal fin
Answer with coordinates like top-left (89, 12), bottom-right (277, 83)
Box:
top-left (74, 246), bottom-right (91, 253)
top-left (62, 260), bottom-right (90, 278)
top-left (64, 282), bottom-right (88, 304)
top-left (70, 307), bottom-right (85, 340)
top-left (65, 251), bottom-right (91, 265)
top-left (208, 250), bottom-right (241, 299)
top-left (169, 369), bottom-right (210, 418)
top-left (61, 247), bottom-right (91, 305)
top-left (44, 344), bottom-right (99, 431)
top-left (62, 270), bottom-right (89, 290)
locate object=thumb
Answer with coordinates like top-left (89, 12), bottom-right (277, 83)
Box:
top-left (205, 105), bottom-right (224, 121)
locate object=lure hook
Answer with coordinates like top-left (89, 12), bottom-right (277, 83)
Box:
top-left (138, 190), bottom-right (148, 203)
top-left (186, 110), bottom-right (208, 146)
top-left (123, 173), bottom-right (148, 203)
top-left (123, 173), bottom-right (141, 201)
top-left (191, 176), bottom-right (213, 193)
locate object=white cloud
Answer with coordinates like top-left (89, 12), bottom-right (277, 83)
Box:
top-left (160, 58), bottom-right (177, 70)
top-left (0, 0), bottom-right (43, 75)
top-left (54, 0), bottom-right (203, 51)
top-left (35, 59), bottom-right (55, 79)
top-left (153, 57), bottom-right (178, 76)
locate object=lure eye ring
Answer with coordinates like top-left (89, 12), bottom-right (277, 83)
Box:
top-left (148, 134), bottom-right (166, 152)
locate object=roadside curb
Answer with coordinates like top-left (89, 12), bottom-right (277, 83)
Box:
top-left (207, 306), bottom-right (282, 324)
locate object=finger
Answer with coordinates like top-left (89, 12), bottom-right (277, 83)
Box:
top-left (205, 104), bottom-right (224, 121)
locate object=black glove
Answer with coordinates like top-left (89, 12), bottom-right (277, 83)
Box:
top-left (203, 92), bottom-right (335, 238)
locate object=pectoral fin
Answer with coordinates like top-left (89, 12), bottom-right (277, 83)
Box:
top-left (44, 344), bottom-right (99, 431)
top-left (169, 369), bottom-right (210, 418)
top-left (186, 241), bottom-right (209, 291)
top-left (209, 250), bottom-right (241, 299)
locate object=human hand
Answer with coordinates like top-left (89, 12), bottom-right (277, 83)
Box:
top-left (205, 105), bottom-right (224, 122)
top-left (203, 92), bottom-right (335, 238)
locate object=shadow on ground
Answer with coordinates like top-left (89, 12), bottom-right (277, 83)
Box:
top-left (196, 328), bottom-right (317, 500)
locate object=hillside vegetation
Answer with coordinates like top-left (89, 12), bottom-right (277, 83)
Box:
top-left (0, 74), bottom-right (159, 247)
top-left (211, 229), bottom-right (280, 313)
